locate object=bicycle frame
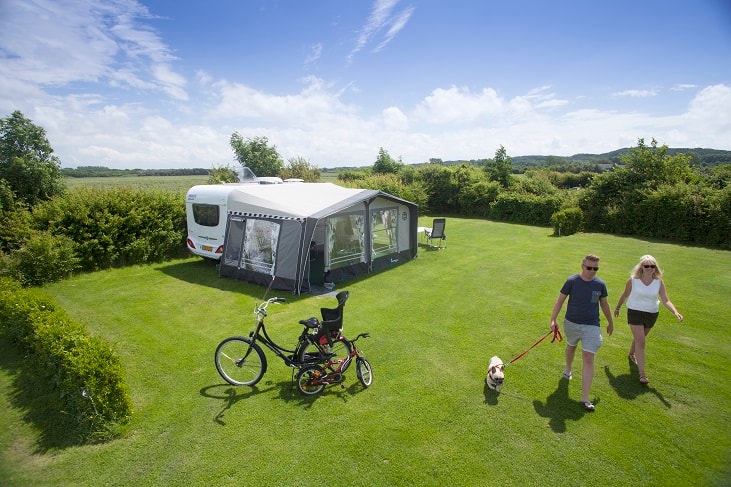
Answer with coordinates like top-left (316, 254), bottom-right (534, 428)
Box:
top-left (310, 333), bottom-right (369, 382)
top-left (245, 298), bottom-right (315, 368)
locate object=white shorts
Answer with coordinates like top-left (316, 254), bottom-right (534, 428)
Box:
top-left (563, 319), bottom-right (603, 354)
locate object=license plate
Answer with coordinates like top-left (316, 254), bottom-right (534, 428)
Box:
top-left (202, 245), bottom-right (213, 252)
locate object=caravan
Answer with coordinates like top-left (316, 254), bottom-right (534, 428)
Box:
top-left (185, 167), bottom-right (258, 260)
top-left (185, 184), bottom-right (236, 260)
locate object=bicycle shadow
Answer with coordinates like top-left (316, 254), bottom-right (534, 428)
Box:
top-left (200, 377), bottom-right (370, 424)
top-left (604, 363), bottom-right (671, 408)
top-left (532, 377), bottom-right (594, 433)
top-left (200, 383), bottom-right (280, 425)
top-left (274, 375), bottom-right (371, 405)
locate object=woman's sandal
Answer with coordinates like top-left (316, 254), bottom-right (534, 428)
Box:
top-left (583, 401), bottom-right (595, 412)
top-left (639, 375), bottom-right (649, 385)
top-left (628, 354), bottom-right (637, 365)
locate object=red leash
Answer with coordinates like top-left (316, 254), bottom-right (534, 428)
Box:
top-left (505, 327), bottom-right (563, 367)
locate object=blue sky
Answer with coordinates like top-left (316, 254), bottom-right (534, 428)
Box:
top-left (1, 0), bottom-right (730, 169)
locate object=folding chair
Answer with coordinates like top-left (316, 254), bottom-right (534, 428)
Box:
top-left (425, 218), bottom-right (446, 248)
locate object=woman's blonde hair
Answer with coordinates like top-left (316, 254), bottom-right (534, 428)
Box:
top-left (631, 254), bottom-right (663, 279)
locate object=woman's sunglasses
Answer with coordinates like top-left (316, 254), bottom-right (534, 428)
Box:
top-left (643, 264), bottom-right (656, 269)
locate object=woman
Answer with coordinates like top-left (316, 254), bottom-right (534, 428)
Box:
top-left (614, 255), bottom-right (683, 385)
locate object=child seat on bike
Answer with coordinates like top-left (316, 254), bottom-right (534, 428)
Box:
top-left (317, 291), bottom-right (349, 346)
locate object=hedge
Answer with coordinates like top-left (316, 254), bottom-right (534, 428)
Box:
top-left (0, 277), bottom-right (132, 443)
top-left (31, 187), bottom-right (186, 271)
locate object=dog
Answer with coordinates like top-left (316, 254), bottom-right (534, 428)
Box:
top-left (486, 356), bottom-right (505, 392)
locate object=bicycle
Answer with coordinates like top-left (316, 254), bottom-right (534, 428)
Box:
top-left (214, 293), bottom-right (352, 387)
top-left (296, 332), bottom-right (373, 395)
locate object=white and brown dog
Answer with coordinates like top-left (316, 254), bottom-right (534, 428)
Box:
top-left (486, 356), bottom-right (505, 392)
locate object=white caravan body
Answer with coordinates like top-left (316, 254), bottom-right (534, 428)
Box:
top-left (185, 184), bottom-right (237, 260)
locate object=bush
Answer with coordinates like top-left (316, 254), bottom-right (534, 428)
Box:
top-left (1, 231), bottom-right (79, 285)
top-left (550, 208), bottom-right (585, 236)
top-left (0, 277), bottom-right (133, 443)
top-left (635, 184), bottom-right (731, 249)
top-left (31, 187), bottom-right (186, 270)
top-left (458, 180), bottom-right (500, 216)
top-left (489, 192), bottom-right (563, 226)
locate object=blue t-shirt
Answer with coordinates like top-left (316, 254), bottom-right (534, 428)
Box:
top-left (560, 274), bottom-right (608, 327)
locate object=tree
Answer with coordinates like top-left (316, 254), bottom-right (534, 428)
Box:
top-left (207, 164), bottom-right (237, 184)
top-left (483, 145), bottom-right (513, 187)
top-left (373, 147), bottom-right (402, 174)
top-left (0, 110), bottom-right (65, 206)
top-left (280, 156), bottom-right (320, 182)
top-left (620, 138), bottom-right (698, 188)
top-left (229, 133), bottom-right (283, 177)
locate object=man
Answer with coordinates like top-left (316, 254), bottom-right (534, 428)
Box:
top-left (550, 254), bottom-right (614, 411)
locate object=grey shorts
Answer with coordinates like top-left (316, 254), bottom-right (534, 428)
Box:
top-left (563, 319), bottom-right (603, 354)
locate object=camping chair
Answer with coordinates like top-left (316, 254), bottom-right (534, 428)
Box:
top-left (425, 218), bottom-right (446, 248)
top-left (318, 290), bottom-right (349, 346)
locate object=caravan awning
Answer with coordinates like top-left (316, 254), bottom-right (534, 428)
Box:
top-left (226, 183), bottom-right (378, 219)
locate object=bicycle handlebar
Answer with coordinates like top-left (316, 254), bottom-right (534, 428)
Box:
top-left (255, 297), bottom-right (286, 317)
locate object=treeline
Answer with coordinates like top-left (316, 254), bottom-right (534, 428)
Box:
top-left (338, 140), bottom-right (731, 250)
top-left (62, 166), bottom-right (209, 178)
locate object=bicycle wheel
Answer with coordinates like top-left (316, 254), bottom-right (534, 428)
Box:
top-left (298, 335), bottom-right (352, 369)
top-left (215, 337), bottom-right (267, 386)
top-left (356, 357), bottom-right (373, 388)
top-left (296, 365), bottom-right (326, 395)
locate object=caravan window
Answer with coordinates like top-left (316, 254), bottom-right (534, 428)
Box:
top-left (192, 203), bottom-right (220, 227)
top-left (326, 213), bottom-right (364, 269)
top-left (242, 219), bottom-right (279, 274)
top-left (371, 208), bottom-right (398, 258)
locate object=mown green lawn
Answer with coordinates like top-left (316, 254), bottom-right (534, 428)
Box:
top-left (1, 217), bottom-right (729, 486)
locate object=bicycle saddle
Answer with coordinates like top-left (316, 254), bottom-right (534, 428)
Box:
top-left (299, 317), bottom-right (320, 329)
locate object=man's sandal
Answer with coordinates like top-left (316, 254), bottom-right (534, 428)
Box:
top-left (583, 401), bottom-right (595, 412)
top-left (639, 375), bottom-right (649, 385)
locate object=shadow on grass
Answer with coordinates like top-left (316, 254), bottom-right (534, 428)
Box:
top-left (0, 336), bottom-right (91, 451)
top-left (604, 361), bottom-right (671, 408)
top-left (200, 377), bottom-right (370, 424)
top-left (532, 377), bottom-right (593, 433)
top-left (157, 257), bottom-right (379, 297)
top-left (156, 258), bottom-right (230, 290)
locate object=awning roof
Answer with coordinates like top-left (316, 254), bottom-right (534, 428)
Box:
top-left (226, 183), bottom-right (381, 219)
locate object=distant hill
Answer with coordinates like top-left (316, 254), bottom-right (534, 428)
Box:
top-left (362, 147), bottom-right (731, 172)
top-left (496, 147), bottom-right (731, 168)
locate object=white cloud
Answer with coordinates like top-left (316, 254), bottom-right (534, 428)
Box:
top-left (374, 6), bottom-right (415, 52)
top-left (347, 0), bottom-right (414, 63)
top-left (0, 0), bottom-right (187, 100)
top-left (613, 89), bottom-right (659, 97)
top-left (305, 43), bottom-right (323, 65)
top-left (414, 86), bottom-right (503, 123)
top-left (382, 106), bottom-right (409, 130)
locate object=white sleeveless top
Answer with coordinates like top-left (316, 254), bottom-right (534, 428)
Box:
top-left (626, 278), bottom-right (661, 313)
